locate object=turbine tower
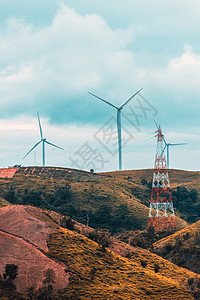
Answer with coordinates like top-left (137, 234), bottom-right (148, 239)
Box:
top-left (148, 125), bottom-right (176, 232)
top-left (23, 111), bottom-right (64, 166)
top-left (88, 88), bottom-right (143, 171)
top-left (154, 121), bottom-right (187, 169)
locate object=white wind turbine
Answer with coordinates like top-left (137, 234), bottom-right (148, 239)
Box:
top-left (23, 111), bottom-right (64, 166)
top-left (88, 88), bottom-right (143, 171)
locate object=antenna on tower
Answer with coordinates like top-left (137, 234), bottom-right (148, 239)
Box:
top-left (148, 125), bottom-right (176, 232)
top-left (154, 120), bottom-right (187, 169)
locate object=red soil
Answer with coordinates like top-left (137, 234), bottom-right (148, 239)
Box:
top-left (0, 205), bottom-right (52, 251)
top-left (0, 205), bottom-right (69, 293)
top-left (0, 231), bottom-right (69, 292)
top-left (0, 168), bottom-right (19, 178)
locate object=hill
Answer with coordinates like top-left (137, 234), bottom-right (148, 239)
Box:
top-left (0, 167), bottom-right (191, 234)
top-left (0, 205), bottom-right (69, 294)
top-left (153, 220), bottom-right (200, 274)
top-left (0, 204), bottom-right (199, 299)
top-left (102, 169), bottom-right (200, 222)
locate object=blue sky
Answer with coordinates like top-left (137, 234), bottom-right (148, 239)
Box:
top-left (0, 0), bottom-right (199, 171)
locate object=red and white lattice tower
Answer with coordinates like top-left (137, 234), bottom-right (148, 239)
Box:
top-left (147, 125), bottom-right (176, 232)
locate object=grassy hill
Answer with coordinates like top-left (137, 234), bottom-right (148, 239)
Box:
top-left (47, 226), bottom-right (199, 299)
top-left (0, 167), bottom-right (192, 234)
top-left (0, 204), bottom-right (199, 299)
top-left (153, 220), bottom-right (200, 274)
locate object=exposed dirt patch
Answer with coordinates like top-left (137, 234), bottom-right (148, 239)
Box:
top-left (0, 167), bottom-right (19, 178)
top-left (0, 205), bottom-right (56, 251)
top-left (0, 230), bottom-right (69, 293)
top-left (0, 205), bottom-right (69, 293)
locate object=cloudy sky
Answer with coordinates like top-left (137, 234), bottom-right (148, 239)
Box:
top-left (0, 0), bottom-right (199, 171)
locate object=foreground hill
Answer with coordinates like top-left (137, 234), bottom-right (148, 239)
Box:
top-left (153, 220), bottom-right (200, 274)
top-left (0, 205), bottom-right (69, 294)
top-left (0, 205), bottom-right (199, 299)
top-left (0, 167), bottom-right (190, 233)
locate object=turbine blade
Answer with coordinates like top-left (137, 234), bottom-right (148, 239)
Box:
top-left (154, 119), bottom-right (159, 129)
top-left (162, 135), bottom-right (167, 146)
top-left (37, 111), bottom-right (43, 140)
top-left (45, 140), bottom-right (64, 150)
top-left (169, 143), bottom-right (187, 146)
top-left (160, 145), bottom-right (166, 158)
top-left (119, 88), bottom-right (143, 109)
top-left (23, 140), bottom-right (42, 159)
top-left (88, 92), bottom-right (118, 109)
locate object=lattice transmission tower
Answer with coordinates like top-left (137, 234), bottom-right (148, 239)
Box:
top-left (147, 125), bottom-right (176, 232)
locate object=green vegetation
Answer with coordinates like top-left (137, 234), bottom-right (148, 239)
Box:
top-left (172, 186), bottom-right (200, 223)
top-left (2, 182), bottom-right (143, 233)
top-left (3, 264), bottom-right (18, 283)
top-left (153, 220), bottom-right (200, 274)
top-left (1, 167), bottom-right (191, 234)
top-left (0, 264), bottom-right (25, 299)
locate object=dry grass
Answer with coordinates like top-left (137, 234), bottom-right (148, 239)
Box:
top-left (0, 197), bottom-right (10, 207)
top-left (47, 227), bottom-right (198, 299)
top-left (153, 220), bottom-right (200, 273)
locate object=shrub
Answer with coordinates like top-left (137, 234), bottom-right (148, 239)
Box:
top-left (60, 216), bottom-right (75, 230)
top-left (141, 260), bottom-right (147, 268)
top-left (87, 229), bottom-right (111, 250)
top-left (3, 264), bottom-right (18, 282)
top-left (154, 263), bottom-right (160, 273)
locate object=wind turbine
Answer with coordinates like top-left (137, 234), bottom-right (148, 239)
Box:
top-left (154, 121), bottom-right (187, 169)
top-left (23, 111), bottom-right (64, 166)
top-left (88, 88), bottom-right (143, 171)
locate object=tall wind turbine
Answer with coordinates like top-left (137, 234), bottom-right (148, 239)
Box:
top-left (88, 88), bottom-right (143, 171)
top-left (154, 121), bottom-right (187, 169)
top-left (23, 111), bottom-right (64, 166)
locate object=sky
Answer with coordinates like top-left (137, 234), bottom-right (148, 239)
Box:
top-left (0, 0), bottom-right (199, 172)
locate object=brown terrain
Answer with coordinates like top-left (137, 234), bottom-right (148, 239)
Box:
top-left (0, 205), bottom-right (69, 293)
top-left (0, 167), bottom-right (199, 298)
top-left (0, 204), bottom-right (199, 299)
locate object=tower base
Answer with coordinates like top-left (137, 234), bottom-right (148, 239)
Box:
top-left (147, 216), bottom-right (176, 232)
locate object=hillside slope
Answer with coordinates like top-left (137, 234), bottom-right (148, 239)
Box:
top-left (0, 204), bottom-right (199, 299)
top-left (103, 169), bottom-right (200, 224)
top-left (47, 227), bottom-right (198, 299)
top-left (153, 220), bottom-right (200, 274)
top-left (0, 205), bottom-right (69, 293)
top-left (103, 169), bottom-right (200, 191)
top-left (0, 167), bottom-right (189, 233)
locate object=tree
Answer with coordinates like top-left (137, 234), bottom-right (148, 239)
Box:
top-left (36, 269), bottom-right (56, 300)
top-left (42, 268), bottom-right (55, 288)
top-left (3, 264), bottom-right (18, 282)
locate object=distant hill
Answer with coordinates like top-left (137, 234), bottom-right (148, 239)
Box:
top-left (153, 220), bottom-right (200, 274)
top-left (0, 167), bottom-right (190, 233)
top-left (0, 204), bottom-right (198, 299)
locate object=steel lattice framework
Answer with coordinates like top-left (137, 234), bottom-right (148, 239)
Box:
top-left (147, 125), bottom-right (176, 232)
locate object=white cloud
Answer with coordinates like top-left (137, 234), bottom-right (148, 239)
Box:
top-left (0, 2), bottom-right (199, 171)
top-left (0, 4), bottom-right (145, 120)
